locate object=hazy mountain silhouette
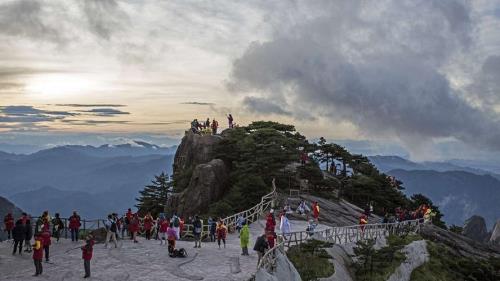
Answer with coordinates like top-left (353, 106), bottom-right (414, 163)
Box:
top-left (0, 142), bottom-right (174, 218)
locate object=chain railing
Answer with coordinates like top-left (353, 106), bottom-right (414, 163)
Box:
top-left (258, 218), bottom-right (425, 272)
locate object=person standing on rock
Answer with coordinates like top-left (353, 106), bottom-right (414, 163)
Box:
top-left (193, 215), bottom-right (203, 248)
top-left (240, 221), bottom-right (250, 255)
top-left (172, 214), bottom-right (181, 240)
top-left (32, 232), bottom-right (44, 276)
top-left (130, 213), bottom-right (140, 243)
top-left (227, 114), bottom-right (234, 128)
top-left (216, 219), bottom-right (227, 249)
top-left (254, 232), bottom-right (269, 267)
top-left (12, 219), bottom-right (25, 255)
top-left (81, 234), bottom-right (95, 279)
top-left (143, 212), bottom-right (154, 240)
top-left (211, 119), bottom-right (218, 135)
top-left (104, 214), bottom-right (118, 248)
top-left (312, 201), bottom-right (320, 222)
top-left (69, 211), bottom-right (81, 242)
top-left (24, 217), bottom-right (33, 253)
top-left (51, 213), bottom-right (64, 243)
top-left (208, 217), bottom-right (216, 242)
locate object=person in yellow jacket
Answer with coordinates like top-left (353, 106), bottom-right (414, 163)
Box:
top-left (424, 208), bottom-right (434, 223)
top-left (240, 222), bottom-right (250, 255)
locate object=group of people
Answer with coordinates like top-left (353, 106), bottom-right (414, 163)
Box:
top-left (3, 211), bottom-right (94, 278)
top-left (190, 113), bottom-right (235, 135)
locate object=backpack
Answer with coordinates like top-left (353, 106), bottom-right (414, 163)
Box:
top-left (170, 248), bottom-right (187, 258)
top-left (173, 217), bottom-right (180, 227)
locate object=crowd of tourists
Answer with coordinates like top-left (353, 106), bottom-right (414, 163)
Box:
top-left (190, 113), bottom-right (235, 135)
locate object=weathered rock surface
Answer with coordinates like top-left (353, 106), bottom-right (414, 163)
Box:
top-left (255, 251), bottom-right (302, 281)
top-left (283, 194), bottom-right (380, 227)
top-left (173, 131), bottom-right (222, 178)
top-left (421, 223), bottom-right (500, 259)
top-left (320, 243), bottom-right (355, 281)
top-left (462, 215), bottom-right (490, 243)
top-left (490, 220), bottom-right (500, 245)
top-left (387, 240), bottom-right (429, 281)
top-left (167, 159), bottom-right (229, 217)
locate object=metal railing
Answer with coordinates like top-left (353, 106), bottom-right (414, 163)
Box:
top-left (257, 218), bottom-right (425, 272)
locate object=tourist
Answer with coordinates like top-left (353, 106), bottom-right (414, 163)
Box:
top-left (306, 219), bottom-right (317, 237)
top-left (191, 119), bottom-right (200, 134)
top-left (125, 208), bottom-right (134, 237)
top-left (254, 232), bottom-right (269, 267)
top-left (279, 214), bottom-right (291, 237)
top-left (296, 200), bottom-right (310, 215)
top-left (266, 209), bottom-right (276, 230)
top-left (227, 114), bottom-right (234, 128)
top-left (211, 119), bottom-right (218, 135)
top-left (143, 212), bottom-right (154, 240)
top-left (81, 234), bottom-right (95, 279)
top-left (167, 223), bottom-right (177, 254)
top-left (216, 220), bottom-right (227, 249)
top-left (283, 203), bottom-right (293, 214)
top-left (359, 214), bottom-right (368, 233)
top-left (104, 214), bottom-right (118, 248)
top-left (40, 226), bottom-right (51, 262)
top-left (208, 217), bottom-right (216, 242)
top-left (240, 221), bottom-right (250, 255)
top-left (130, 213), bottom-right (140, 243)
top-left (24, 217), bottom-right (33, 253)
top-left (312, 201), bottom-right (320, 222)
top-left (236, 214), bottom-right (245, 233)
top-left (193, 215), bottom-right (203, 248)
top-left (32, 233), bottom-right (44, 276)
top-left (3, 212), bottom-right (14, 240)
top-left (112, 213), bottom-right (121, 239)
top-left (12, 219), bottom-right (25, 255)
top-left (179, 217), bottom-right (185, 237)
top-left (205, 118), bottom-right (210, 129)
top-left (69, 211), bottom-right (81, 242)
top-left (158, 215), bottom-right (169, 245)
top-left (51, 213), bottom-right (64, 243)
top-left (171, 214), bottom-right (181, 240)
top-left (266, 228), bottom-right (276, 249)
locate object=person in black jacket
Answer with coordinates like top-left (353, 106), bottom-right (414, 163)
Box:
top-left (253, 232), bottom-right (269, 267)
top-left (12, 220), bottom-right (25, 255)
top-left (24, 218), bottom-right (33, 253)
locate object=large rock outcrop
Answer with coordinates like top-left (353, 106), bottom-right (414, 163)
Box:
top-left (490, 220), bottom-right (500, 245)
top-left (255, 252), bottom-right (302, 281)
top-left (166, 131), bottom-right (229, 217)
top-left (462, 215), bottom-right (490, 243)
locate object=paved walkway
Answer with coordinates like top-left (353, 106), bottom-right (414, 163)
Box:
top-left (0, 219), bottom-right (325, 281)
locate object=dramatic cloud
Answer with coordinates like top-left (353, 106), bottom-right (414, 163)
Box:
top-left (180, 102), bottom-right (216, 106)
top-left (229, 0), bottom-right (500, 152)
top-left (0, 105), bottom-right (77, 123)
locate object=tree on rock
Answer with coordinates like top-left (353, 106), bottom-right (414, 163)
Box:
top-left (136, 172), bottom-right (172, 216)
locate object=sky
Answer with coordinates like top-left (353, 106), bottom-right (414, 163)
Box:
top-left (1, 0), bottom-right (500, 161)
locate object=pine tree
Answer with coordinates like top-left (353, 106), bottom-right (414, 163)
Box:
top-left (135, 172), bottom-right (172, 216)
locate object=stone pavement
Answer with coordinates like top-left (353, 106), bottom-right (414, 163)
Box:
top-left (0, 219), bottom-right (325, 281)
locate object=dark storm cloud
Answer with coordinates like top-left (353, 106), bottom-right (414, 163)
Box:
top-left (467, 55), bottom-right (500, 106)
top-left (80, 108), bottom-right (130, 116)
top-left (229, 0), bottom-right (500, 150)
top-left (0, 105), bottom-right (76, 123)
top-left (80, 0), bottom-right (129, 40)
top-left (242, 96), bottom-right (291, 116)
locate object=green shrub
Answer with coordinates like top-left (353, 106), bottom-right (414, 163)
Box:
top-left (287, 240), bottom-right (335, 281)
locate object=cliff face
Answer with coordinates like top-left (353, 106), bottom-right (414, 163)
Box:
top-left (462, 215), bottom-right (490, 243)
top-left (490, 220), bottom-right (500, 245)
top-left (166, 131), bottom-right (229, 217)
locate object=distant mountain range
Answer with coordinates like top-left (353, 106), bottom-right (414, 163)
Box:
top-left (369, 156), bottom-right (500, 228)
top-left (0, 141), bottom-right (175, 219)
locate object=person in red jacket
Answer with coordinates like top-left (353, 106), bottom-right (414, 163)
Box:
top-left (265, 209), bottom-right (276, 231)
top-left (312, 201), bottom-right (320, 222)
top-left (216, 220), bottom-right (227, 249)
top-left (143, 213), bottom-right (154, 240)
top-left (359, 214), bottom-right (368, 233)
top-left (69, 211), bottom-right (81, 242)
top-left (32, 233), bottom-right (44, 276)
top-left (81, 234), bottom-right (95, 279)
top-left (129, 214), bottom-right (139, 243)
top-left (40, 227), bottom-right (51, 262)
top-left (4, 212), bottom-right (14, 240)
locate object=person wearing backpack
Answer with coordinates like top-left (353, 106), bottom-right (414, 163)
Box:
top-left (69, 211), bottom-right (81, 242)
top-left (104, 214), bottom-right (118, 248)
top-left (240, 221), bottom-right (250, 256)
top-left (51, 213), bottom-right (64, 243)
top-left (172, 214), bottom-right (180, 240)
top-left (32, 233), bottom-right (44, 276)
top-left (12, 219), bottom-right (25, 255)
top-left (81, 234), bottom-right (95, 278)
top-left (254, 232), bottom-right (269, 267)
top-left (192, 216), bottom-right (203, 248)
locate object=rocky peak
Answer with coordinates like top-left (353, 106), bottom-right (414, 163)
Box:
top-left (490, 220), bottom-right (500, 245)
top-left (462, 215), bottom-right (490, 243)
